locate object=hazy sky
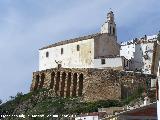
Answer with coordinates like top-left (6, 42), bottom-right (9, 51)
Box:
top-left (0, 0), bottom-right (160, 102)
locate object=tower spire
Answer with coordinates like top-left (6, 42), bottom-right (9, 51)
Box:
top-left (101, 10), bottom-right (117, 36)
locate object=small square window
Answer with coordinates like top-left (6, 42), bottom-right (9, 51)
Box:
top-left (46, 52), bottom-right (49, 58)
top-left (77, 45), bottom-right (80, 51)
top-left (61, 48), bottom-right (63, 54)
top-left (101, 59), bottom-right (105, 64)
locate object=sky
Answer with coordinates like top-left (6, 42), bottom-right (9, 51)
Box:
top-left (0, 0), bottom-right (160, 102)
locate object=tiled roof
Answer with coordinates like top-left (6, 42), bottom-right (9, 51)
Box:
top-left (39, 33), bottom-right (102, 50)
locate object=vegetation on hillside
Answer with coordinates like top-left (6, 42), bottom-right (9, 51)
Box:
top-left (0, 87), bottom-right (145, 120)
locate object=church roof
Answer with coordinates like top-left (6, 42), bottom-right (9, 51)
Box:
top-left (39, 33), bottom-right (103, 50)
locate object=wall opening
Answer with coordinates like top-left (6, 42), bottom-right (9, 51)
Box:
top-left (61, 48), bottom-right (63, 54)
top-left (50, 72), bottom-right (55, 89)
top-left (39, 73), bottom-right (45, 89)
top-left (66, 72), bottom-right (71, 97)
top-left (34, 75), bottom-right (39, 91)
top-left (55, 72), bottom-right (60, 94)
top-left (60, 72), bottom-right (66, 97)
top-left (101, 59), bottom-right (105, 64)
top-left (77, 45), bottom-right (80, 51)
top-left (72, 73), bottom-right (77, 97)
top-left (113, 27), bottom-right (115, 35)
top-left (78, 73), bottom-right (83, 96)
top-left (110, 26), bottom-right (112, 34)
top-left (46, 51), bottom-right (49, 58)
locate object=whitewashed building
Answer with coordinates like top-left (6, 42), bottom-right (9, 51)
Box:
top-left (120, 35), bottom-right (160, 75)
top-left (157, 59), bottom-right (160, 120)
top-left (39, 11), bottom-right (129, 71)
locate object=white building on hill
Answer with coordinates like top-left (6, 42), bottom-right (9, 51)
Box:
top-left (39, 11), bottom-right (129, 71)
top-left (120, 35), bottom-right (160, 75)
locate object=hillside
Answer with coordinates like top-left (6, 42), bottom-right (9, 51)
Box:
top-left (0, 87), bottom-right (153, 120)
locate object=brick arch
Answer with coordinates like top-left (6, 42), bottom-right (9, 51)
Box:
top-left (39, 73), bottom-right (45, 89)
top-left (50, 71), bottom-right (55, 89)
top-left (34, 74), bottom-right (39, 91)
top-left (55, 71), bottom-right (60, 94)
top-left (60, 72), bottom-right (66, 97)
top-left (72, 73), bottom-right (77, 97)
top-left (66, 72), bottom-right (71, 97)
top-left (78, 73), bottom-right (83, 96)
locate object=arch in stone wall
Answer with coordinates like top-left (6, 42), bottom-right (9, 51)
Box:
top-left (60, 72), bottom-right (66, 97)
top-left (78, 73), bottom-right (83, 96)
top-left (55, 71), bottom-right (60, 94)
top-left (34, 74), bottom-right (39, 91)
top-left (39, 73), bottom-right (45, 89)
top-left (50, 72), bottom-right (55, 89)
top-left (72, 73), bottom-right (77, 97)
top-left (66, 72), bottom-right (71, 97)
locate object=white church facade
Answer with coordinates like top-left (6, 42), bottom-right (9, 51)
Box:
top-left (39, 11), bottom-right (129, 71)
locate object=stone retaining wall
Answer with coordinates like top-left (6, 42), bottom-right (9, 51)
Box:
top-left (31, 68), bottom-right (155, 101)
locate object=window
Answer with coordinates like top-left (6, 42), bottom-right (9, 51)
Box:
top-left (61, 48), bottom-right (63, 54)
top-left (101, 59), bottom-right (105, 64)
top-left (46, 52), bottom-right (49, 58)
top-left (126, 61), bottom-right (129, 67)
top-left (110, 26), bottom-right (112, 34)
top-left (113, 27), bottom-right (115, 35)
top-left (77, 45), bottom-right (80, 51)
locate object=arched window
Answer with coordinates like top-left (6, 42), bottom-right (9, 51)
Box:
top-left (46, 52), bottom-right (49, 58)
top-left (77, 45), bottom-right (80, 51)
top-left (39, 73), bottom-right (45, 88)
top-left (55, 72), bottom-right (60, 93)
top-left (61, 48), bottom-right (63, 54)
top-left (110, 26), bottom-right (112, 34)
top-left (113, 27), bottom-right (115, 35)
top-left (34, 75), bottom-right (39, 91)
top-left (60, 72), bottom-right (66, 97)
top-left (72, 73), bottom-right (77, 97)
top-left (78, 74), bottom-right (83, 96)
top-left (50, 72), bottom-right (55, 89)
top-left (66, 72), bottom-right (71, 97)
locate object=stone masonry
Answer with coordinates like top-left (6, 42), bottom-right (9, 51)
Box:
top-left (30, 68), bottom-right (155, 102)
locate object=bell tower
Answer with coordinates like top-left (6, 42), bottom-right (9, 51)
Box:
top-left (101, 11), bottom-right (117, 36)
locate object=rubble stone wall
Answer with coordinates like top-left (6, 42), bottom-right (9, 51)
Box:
top-left (31, 68), bottom-right (155, 101)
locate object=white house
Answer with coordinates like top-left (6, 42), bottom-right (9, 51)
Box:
top-left (120, 35), bottom-right (160, 75)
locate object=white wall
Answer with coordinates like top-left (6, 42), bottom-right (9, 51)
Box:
top-left (39, 33), bottom-right (120, 71)
top-left (120, 43), bottom-right (135, 60)
top-left (141, 43), bottom-right (154, 74)
top-left (120, 40), bottom-right (155, 74)
top-left (93, 57), bottom-right (124, 69)
top-left (39, 38), bottom-right (94, 71)
top-left (75, 116), bottom-right (98, 120)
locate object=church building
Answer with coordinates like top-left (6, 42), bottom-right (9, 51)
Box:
top-left (39, 11), bottom-right (128, 71)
